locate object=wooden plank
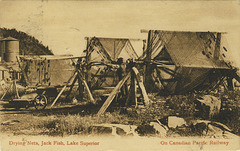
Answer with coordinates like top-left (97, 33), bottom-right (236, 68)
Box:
top-left (132, 67), bottom-right (150, 106)
top-left (97, 72), bottom-right (131, 115)
top-left (140, 29), bottom-right (227, 34)
top-left (85, 36), bottom-right (144, 41)
top-left (231, 71), bottom-right (240, 83)
top-left (19, 55), bottom-right (85, 60)
top-left (50, 72), bottom-right (77, 108)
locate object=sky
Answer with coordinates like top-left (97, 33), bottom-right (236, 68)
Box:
top-left (0, 0), bottom-right (239, 66)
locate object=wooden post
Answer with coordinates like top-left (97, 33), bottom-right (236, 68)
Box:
top-left (144, 30), bottom-right (154, 92)
top-left (214, 33), bottom-right (221, 60)
top-left (97, 72), bottom-right (131, 115)
top-left (132, 67), bottom-right (150, 106)
top-left (78, 75), bottom-right (84, 101)
top-left (227, 77), bottom-right (233, 91)
top-left (16, 56), bottom-right (29, 86)
top-left (50, 72), bottom-right (77, 108)
top-left (125, 70), bottom-right (137, 106)
top-left (231, 70), bottom-right (240, 83)
top-left (85, 37), bottom-right (90, 84)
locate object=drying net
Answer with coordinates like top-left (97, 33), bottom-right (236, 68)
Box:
top-left (143, 30), bottom-right (230, 69)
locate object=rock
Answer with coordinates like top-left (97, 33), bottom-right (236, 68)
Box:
top-left (195, 95), bottom-right (221, 119)
top-left (135, 123), bottom-right (156, 136)
top-left (190, 120), bottom-right (236, 138)
top-left (72, 97), bottom-right (78, 104)
top-left (1, 119), bottom-right (20, 125)
top-left (207, 124), bottom-right (223, 138)
top-left (92, 124), bottom-right (139, 137)
top-left (150, 122), bottom-right (168, 137)
top-left (190, 121), bottom-right (209, 136)
top-left (210, 121), bottom-right (232, 132)
top-left (168, 116), bottom-right (187, 128)
top-left (223, 131), bottom-right (239, 139)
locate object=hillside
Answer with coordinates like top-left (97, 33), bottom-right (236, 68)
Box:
top-left (0, 28), bottom-right (53, 55)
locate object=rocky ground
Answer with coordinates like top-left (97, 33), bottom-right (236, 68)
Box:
top-left (0, 91), bottom-right (239, 138)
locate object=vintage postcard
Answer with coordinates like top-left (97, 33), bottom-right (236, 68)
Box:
top-left (0, 0), bottom-right (239, 151)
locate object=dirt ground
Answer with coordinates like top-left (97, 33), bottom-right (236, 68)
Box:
top-left (0, 92), bottom-right (239, 137)
top-left (0, 100), bottom-right (100, 135)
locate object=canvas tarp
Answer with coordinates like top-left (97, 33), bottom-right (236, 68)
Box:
top-left (145, 30), bottom-right (231, 69)
top-left (87, 37), bottom-right (143, 62)
top-left (20, 56), bottom-right (75, 87)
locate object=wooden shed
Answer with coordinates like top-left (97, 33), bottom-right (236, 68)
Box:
top-left (19, 55), bottom-right (76, 87)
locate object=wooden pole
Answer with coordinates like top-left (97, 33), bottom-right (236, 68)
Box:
top-left (50, 72), bottom-right (77, 108)
top-left (125, 70), bottom-right (137, 107)
top-left (132, 67), bottom-right (150, 106)
top-left (16, 56), bottom-right (29, 86)
top-left (65, 75), bottom-right (78, 100)
top-left (227, 77), bottom-right (233, 91)
top-left (78, 75), bottom-right (84, 101)
top-left (97, 72), bottom-right (131, 115)
top-left (144, 30), bottom-right (154, 92)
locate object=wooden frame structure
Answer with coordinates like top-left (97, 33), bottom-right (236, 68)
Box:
top-left (141, 30), bottom-right (239, 94)
top-left (97, 66), bottom-right (150, 115)
top-left (15, 55), bottom-right (95, 110)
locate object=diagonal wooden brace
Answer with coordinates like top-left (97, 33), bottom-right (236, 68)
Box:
top-left (50, 71), bottom-right (77, 108)
top-left (97, 71), bottom-right (131, 115)
top-left (76, 70), bottom-right (95, 104)
top-left (132, 67), bottom-right (150, 106)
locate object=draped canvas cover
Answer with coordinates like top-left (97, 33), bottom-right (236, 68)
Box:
top-left (88, 37), bottom-right (142, 63)
top-left (144, 30), bottom-right (232, 94)
top-left (145, 30), bottom-right (230, 69)
top-left (86, 37), bottom-right (144, 88)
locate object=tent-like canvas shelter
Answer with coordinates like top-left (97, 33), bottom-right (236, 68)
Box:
top-left (85, 37), bottom-right (144, 89)
top-left (143, 30), bottom-right (235, 94)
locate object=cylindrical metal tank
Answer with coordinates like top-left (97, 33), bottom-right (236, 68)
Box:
top-left (4, 52), bottom-right (19, 62)
top-left (2, 37), bottom-right (19, 62)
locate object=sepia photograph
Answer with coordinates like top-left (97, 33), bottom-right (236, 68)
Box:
top-left (0, 0), bottom-right (239, 150)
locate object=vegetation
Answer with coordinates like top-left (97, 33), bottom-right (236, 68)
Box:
top-left (1, 89), bottom-right (239, 137)
top-left (0, 28), bottom-right (53, 55)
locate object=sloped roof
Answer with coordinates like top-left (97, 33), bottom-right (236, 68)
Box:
top-left (148, 30), bottom-right (230, 69)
